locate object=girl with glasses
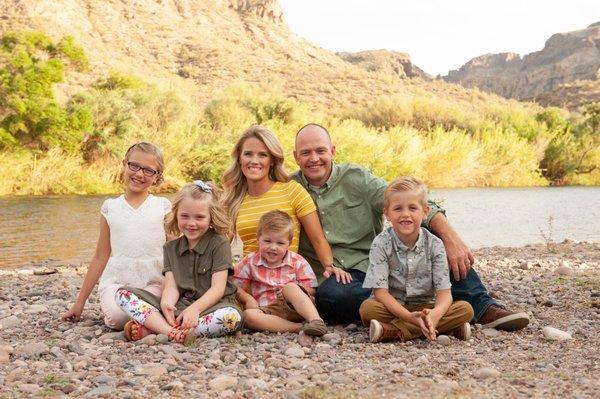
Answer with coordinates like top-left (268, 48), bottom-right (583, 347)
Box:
top-left (61, 142), bottom-right (172, 331)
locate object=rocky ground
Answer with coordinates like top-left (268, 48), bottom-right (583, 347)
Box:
top-left (1, 240), bottom-right (599, 398)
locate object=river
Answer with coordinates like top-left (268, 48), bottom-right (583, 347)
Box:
top-left (0, 186), bottom-right (598, 268)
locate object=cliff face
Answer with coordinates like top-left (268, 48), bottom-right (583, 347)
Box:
top-left (0, 0), bottom-right (521, 109)
top-left (445, 23), bottom-right (600, 108)
top-left (338, 50), bottom-right (431, 80)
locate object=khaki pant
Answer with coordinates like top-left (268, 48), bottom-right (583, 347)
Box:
top-left (359, 299), bottom-right (474, 340)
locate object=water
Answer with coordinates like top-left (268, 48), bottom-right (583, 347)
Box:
top-left (1, 187), bottom-right (598, 268)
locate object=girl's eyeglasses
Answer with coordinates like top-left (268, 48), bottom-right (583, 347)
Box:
top-left (127, 162), bottom-right (159, 177)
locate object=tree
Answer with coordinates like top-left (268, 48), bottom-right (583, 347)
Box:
top-left (0, 31), bottom-right (91, 152)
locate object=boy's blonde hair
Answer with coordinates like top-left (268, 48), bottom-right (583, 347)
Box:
top-left (222, 125), bottom-right (289, 233)
top-left (384, 176), bottom-right (428, 208)
top-left (166, 181), bottom-right (231, 237)
top-left (122, 141), bottom-right (165, 185)
top-left (257, 210), bottom-right (294, 242)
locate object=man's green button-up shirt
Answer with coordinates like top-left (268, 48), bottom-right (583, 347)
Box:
top-left (291, 163), bottom-right (443, 277)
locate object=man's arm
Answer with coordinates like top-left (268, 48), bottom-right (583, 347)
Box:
top-left (428, 213), bottom-right (474, 281)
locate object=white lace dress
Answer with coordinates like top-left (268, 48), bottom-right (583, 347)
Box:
top-left (98, 194), bottom-right (171, 290)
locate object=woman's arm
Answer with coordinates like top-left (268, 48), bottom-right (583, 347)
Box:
top-left (299, 211), bottom-right (351, 284)
top-left (177, 270), bottom-right (228, 329)
top-left (62, 215), bottom-right (111, 322)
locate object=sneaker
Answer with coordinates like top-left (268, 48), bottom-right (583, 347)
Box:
top-left (449, 322), bottom-right (471, 341)
top-left (369, 320), bottom-right (404, 343)
top-left (302, 319), bottom-right (327, 336)
top-left (479, 305), bottom-right (529, 331)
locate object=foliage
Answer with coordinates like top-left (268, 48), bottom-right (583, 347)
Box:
top-left (0, 30), bottom-right (598, 195)
top-left (0, 31), bottom-right (92, 152)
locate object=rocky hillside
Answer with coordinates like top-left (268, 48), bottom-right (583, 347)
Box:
top-left (337, 50), bottom-right (432, 80)
top-left (0, 0), bottom-right (517, 110)
top-left (445, 22), bottom-right (600, 109)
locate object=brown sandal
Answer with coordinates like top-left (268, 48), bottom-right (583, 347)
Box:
top-left (124, 320), bottom-right (152, 341)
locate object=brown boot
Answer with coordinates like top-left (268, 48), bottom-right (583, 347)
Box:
top-left (369, 320), bottom-right (404, 343)
top-left (449, 322), bottom-right (471, 341)
top-left (479, 305), bottom-right (529, 331)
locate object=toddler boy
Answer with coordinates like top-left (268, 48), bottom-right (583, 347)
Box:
top-left (360, 176), bottom-right (474, 342)
top-left (233, 210), bottom-right (327, 336)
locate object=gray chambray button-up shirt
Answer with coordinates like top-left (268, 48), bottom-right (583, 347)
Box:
top-left (363, 226), bottom-right (451, 304)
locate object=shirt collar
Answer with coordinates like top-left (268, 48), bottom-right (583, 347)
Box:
top-left (390, 226), bottom-right (425, 253)
top-left (299, 163), bottom-right (340, 192)
top-left (177, 229), bottom-right (213, 256)
top-left (255, 250), bottom-right (293, 268)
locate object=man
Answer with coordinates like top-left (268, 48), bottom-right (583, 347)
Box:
top-left (291, 123), bottom-right (529, 330)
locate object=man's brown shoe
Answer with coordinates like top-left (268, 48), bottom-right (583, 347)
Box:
top-left (479, 305), bottom-right (529, 331)
top-left (449, 322), bottom-right (471, 341)
top-left (369, 320), bottom-right (404, 343)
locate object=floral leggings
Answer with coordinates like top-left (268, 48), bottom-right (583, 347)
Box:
top-left (115, 289), bottom-right (243, 338)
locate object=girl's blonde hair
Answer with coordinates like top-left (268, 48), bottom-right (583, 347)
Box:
top-left (222, 125), bottom-right (288, 232)
top-left (166, 181), bottom-right (231, 237)
top-left (121, 141), bottom-right (165, 185)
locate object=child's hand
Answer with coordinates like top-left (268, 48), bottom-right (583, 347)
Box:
top-left (176, 306), bottom-right (199, 330)
top-left (160, 302), bottom-right (177, 327)
top-left (420, 309), bottom-right (438, 341)
top-left (61, 303), bottom-right (84, 322)
top-left (409, 311), bottom-right (435, 340)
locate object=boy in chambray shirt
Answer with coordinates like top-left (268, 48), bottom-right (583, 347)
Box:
top-left (360, 176), bottom-right (474, 343)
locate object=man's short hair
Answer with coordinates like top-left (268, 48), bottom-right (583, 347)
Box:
top-left (384, 176), bottom-right (428, 208)
top-left (257, 210), bottom-right (295, 242)
top-left (295, 123), bottom-right (332, 143)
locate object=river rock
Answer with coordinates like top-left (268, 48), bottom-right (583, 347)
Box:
top-left (554, 265), bottom-right (573, 276)
top-left (322, 333), bottom-right (341, 342)
top-left (21, 342), bottom-right (49, 358)
top-left (0, 315), bottom-right (19, 329)
top-left (24, 304), bottom-right (48, 314)
top-left (437, 335), bottom-right (451, 346)
top-left (296, 331), bottom-right (313, 347)
top-left (19, 384), bottom-right (41, 394)
top-left (542, 326), bottom-right (572, 341)
top-left (156, 334), bottom-right (169, 344)
top-left (162, 381), bottom-right (184, 391)
top-left (134, 363), bottom-right (168, 376)
top-left (483, 328), bottom-right (502, 338)
top-left (473, 367), bottom-right (500, 379)
top-left (0, 349), bottom-right (10, 363)
top-left (141, 334), bottom-right (157, 346)
top-left (284, 347), bottom-right (305, 358)
top-left (209, 375), bottom-right (238, 390)
top-left (86, 385), bottom-right (116, 397)
top-left (243, 377), bottom-right (269, 390)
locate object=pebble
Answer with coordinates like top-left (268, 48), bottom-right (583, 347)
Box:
top-left (134, 363), bottom-right (168, 376)
top-left (156, 334), bottom-right (169, 344)
top-left (0, 349), bottom-right (10, 363)
top-left (542, 326), bottom-right (572, 341)
top-left (436, 335), bottom-right (451, 346)
top-left (322, 333), bottom-right (341, 342)
top-left (99, 331), bottom-right (125, 342)
top-left (284, 347), bottom-right (305, 358)
top-left (162, 381), bottom-right (184, 391)
top-left (209, 375), bottom-right (238, 390)
top-left (554, 266), bottom-right (573, 276)
top-left (141, 334), bottom-right (157, 346)
top-left (296, 331), bottom-right (313, 347)
top-left (0, 315), bottom-right (19, 329)
top-left (543, 300), bottom-right (554, 307)
top-left (24, 304), bottom-right (48, 314)
top-left (345, 323), bottom-right (358, 331)
top-left (243, 377), bottom-right (269, 390)
top-left (483, 329), bottom-right (502, 338)
top-left (86, 385), bottom-right (116, 397)
top-left (21, 342), bottom-right (50, 358)
top-left (473, 367), bottom-right (501, 379)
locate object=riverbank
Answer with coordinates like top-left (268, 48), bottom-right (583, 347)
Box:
top-left (1, 240), bottom-right (598, 398)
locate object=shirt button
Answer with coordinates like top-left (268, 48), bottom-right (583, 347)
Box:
top-left (341, 260), bottom-right (344, 263)
top-left (325, 231), bottom-right (329, 235)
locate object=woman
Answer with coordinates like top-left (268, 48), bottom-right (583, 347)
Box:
top-left (222, 125), bottom-right (338, 277)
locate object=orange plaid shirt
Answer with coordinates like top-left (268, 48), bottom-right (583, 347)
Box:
top-left (233, 250), bottom-right (318, 307)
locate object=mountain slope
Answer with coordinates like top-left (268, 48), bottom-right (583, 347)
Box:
top-left (0, 0), bottom-right (522, 110)
top-left (445, 22), bottom-right (600, 109)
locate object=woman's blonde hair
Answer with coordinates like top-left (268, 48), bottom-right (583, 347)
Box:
top-left (166, 181), bottom-right (231, 237)
top-left (121, 141), bottom-right (165, 185)
top-left (222, 125), bottom-right (288, 232)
